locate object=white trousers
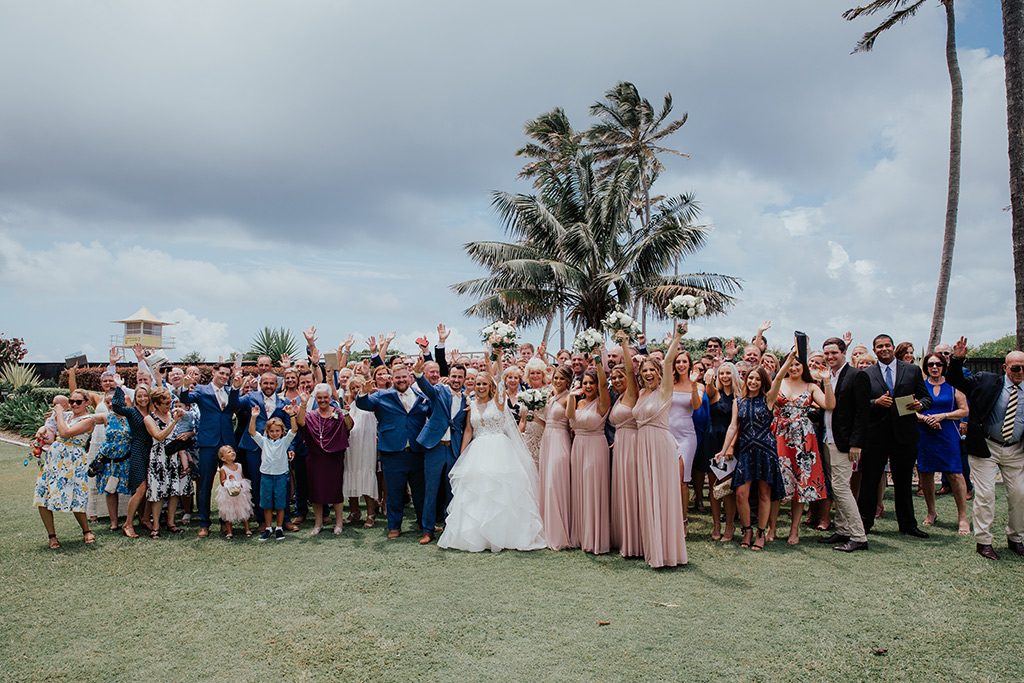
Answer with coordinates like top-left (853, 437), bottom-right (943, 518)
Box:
top-left (823, 443), bottom-right (867, 542)
top-left (969, 440), bottom-right (1024, 545)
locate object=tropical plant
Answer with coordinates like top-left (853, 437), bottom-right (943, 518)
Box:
top-left (246, 326), bottom-right (299, 363)
top-left (180, 350), bottom-right (205, 364)
top-left (1002, 0), bottom-right (1024, 347)
top-left (453, 92), bottom-right (740, 332)
top-left (968, 334), bottom-right (1016, 358)
top-left (0, 362), bottom-right (41, 392)
top-left (0, 333), bottom-right (27, 366)
top-left (0, 392), bottom-right (48, 437)
top-left (844, 1), bottom-right (962, 353)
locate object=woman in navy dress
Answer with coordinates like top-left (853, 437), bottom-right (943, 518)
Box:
top-left (702, 362), bottom-right (738, 541)
top-left (917, 353), bottom-right (970, 534)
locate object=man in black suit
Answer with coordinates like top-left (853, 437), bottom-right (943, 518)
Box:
top-left (856, 334), bottom-right (932, 537)
top-left (820, 337), bottom-right (870, 551)
top-left (945, 336), bottom-right (1024, 560)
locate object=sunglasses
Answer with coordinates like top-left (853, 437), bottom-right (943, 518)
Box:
top-left (1009, 365), bottom-right (1024, 373)
top-left (926, 362), bottom-right (943, 367)
top-left (69, 399), bottom-right (86, 405)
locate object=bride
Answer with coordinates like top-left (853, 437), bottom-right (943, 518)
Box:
top-left (438, 370), bottom-right (546, 552)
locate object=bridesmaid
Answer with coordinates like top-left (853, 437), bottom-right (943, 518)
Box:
top-left (633, 324), bottom-right (688, 568)
top-left (669, 349), bottom-right (703, 523)
top-left (538, 364), bottom-right (574, 550)
top-left (609, 332), bottom-right (641, 557)
top-left (567, 359), bottom-right (611, 554)
top-left (702, 362), bottom-right (738, 541)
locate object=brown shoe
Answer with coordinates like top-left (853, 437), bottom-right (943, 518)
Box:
top-left (1008, 539), bottom-right (1024, 557)
top-left (284, 523), bottom-right (300, 532)
top-left (290, 517), bottom-right (305, 526)
top-left (387, 529), bottom-right (401, 540)
top-left (977, 544), bottom-right (1000, 561)
top-left (419, 533), bottom-right (433, 545)
top-left (197, 527), bottom-right (209, 539)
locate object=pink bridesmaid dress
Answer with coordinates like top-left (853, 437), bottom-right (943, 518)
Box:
top-left (610, 399), bottom-right (642, 557)
top-left (570, 400), bottom-right (611, 554)
top-left (539, 392), bottom-right (572, 550)
top-left (633, 391), bottom-right (687, 568)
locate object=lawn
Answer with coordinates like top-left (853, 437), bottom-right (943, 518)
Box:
top-left (1, 440), bottom-right (1021, 682)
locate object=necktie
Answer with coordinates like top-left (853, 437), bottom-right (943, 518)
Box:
top-left (1003, 385), bottom-right (1019, 442)
top-left (884, 365), bottom-right (894, 394)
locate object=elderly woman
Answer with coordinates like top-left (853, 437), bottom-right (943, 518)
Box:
top-left (297, 383), bottom-right (353, 536)
top-left (519, 358), bottom-right (549, 465)
top-left (343, 375), bottom-right (379, 528)
top-left (504, 365), bottom-right (524, 423)
top-left (34, 391), bottom-right (97, 548)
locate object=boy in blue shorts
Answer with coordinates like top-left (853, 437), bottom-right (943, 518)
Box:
top-left (248, 404), bottom-right (299, 541)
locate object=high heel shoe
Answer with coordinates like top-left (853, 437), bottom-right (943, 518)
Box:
top-left (739, 526), bottom-right (753, 549)
top-left (752, 528), bottom-right (766, 552)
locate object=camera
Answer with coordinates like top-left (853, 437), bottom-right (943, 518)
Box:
top-left (87, 456), bottom-right (109, 478)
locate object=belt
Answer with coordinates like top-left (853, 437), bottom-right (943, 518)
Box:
top-left (439, 440), bottom-right (451, 446)
top-left (986, 436), bottom-right (1019, 448)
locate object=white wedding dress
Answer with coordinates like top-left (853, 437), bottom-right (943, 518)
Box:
top-left (438, 399), bottom-right (546, 552)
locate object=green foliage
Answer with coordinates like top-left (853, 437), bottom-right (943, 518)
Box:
top-left (0, 362), bottom-right (40, 392)
top-left (246, 327), bottom-right (299, 364)
top-left (0, 392), bottom-right (48, 437)
top-left (968, 334), bottom-right (1016, 358)
top-left (180, 350), bottom-right (205, 364)
top-left (0, 333), bottom-right (28, 366)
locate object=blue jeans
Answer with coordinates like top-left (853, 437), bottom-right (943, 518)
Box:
top-left (422, 443), bottom-right (456, 533)
top-left (379, 449), bottom-right (425, 532)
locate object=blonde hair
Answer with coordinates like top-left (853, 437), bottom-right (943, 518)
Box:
top-left (474, 372), bottom-right (500, 404)
top-left (217, 445), bottom-right (236, 462)
top-left (265, 417), bottom-right (287, 436)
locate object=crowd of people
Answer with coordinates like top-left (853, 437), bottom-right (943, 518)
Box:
top-left (29, 320), bottom-right (1024, 564)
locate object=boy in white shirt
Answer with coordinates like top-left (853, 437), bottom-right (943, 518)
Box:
top-left (248, 404), bottom-right (299, 541)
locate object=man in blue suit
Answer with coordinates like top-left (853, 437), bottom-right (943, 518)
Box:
top-left (413, 355), bottom-right (467, 544)
top-left (237, 372), bottom-right (292, 531)
top-left (356, 364), bottom-right (430, 540)
top-left (177, 363), bottom-right (241, 537)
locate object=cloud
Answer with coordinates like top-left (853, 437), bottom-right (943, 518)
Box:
top-left (157, 308), bottom-right (233, 361)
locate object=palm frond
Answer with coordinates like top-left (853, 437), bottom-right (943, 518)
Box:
top-left (845, 0), bottom-right (927, 52)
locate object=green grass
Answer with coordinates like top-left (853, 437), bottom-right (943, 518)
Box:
top-left (1, 440), bottom-right (1021, 682)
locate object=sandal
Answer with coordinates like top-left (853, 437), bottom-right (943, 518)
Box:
top-left (225, 533), bottom-right (233, 540)
top-left (47, 533), bottom-right (61, 549)
top-left (165, 525), bottom-right (182, 534)
top-left (122, 525), bottom-right (140, 539)
top-left (739, 526), bottom-right (753, 549)
top-left (149, 530), bottom-right (161, 539)
top-left (344, 512), bottom-right (362, 525)
top-left (363, 515), bottom-right (376, 529)
top-left (82, 530), bottom-right (96, 545)
top-left (752, 528), bottom-right (766, 551)
top-left (244, 529), bottom-right (253, 538)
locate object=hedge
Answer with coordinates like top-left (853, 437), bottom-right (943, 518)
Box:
top-left (57, 365), bottom-right (294, 391)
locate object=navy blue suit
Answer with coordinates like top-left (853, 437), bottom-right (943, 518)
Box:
top-left (177, 383), bottom-right (239, 529)
top-left (414, 373), bottom-right (467, 532)
top-left (356, 388), bottom-right (430, 533)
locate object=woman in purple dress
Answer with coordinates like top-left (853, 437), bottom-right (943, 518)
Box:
top-left (297, 383), bottom-right (352, 536)
top-left (917, 353), bottom-right (970, 534)
top-left (669, 350), bottom-right (703, 524)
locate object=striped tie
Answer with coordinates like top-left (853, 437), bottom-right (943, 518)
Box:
top-left (1003, 385), bottom-right (1019, 443)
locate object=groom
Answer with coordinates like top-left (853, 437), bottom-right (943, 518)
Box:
top-left (413, 353), bottom-right (468, 544)
top-left (356, 364), bottom-right (431, 540)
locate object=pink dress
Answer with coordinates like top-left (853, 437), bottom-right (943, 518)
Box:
top-left (570, 399), bottom-right (611, 554)
top-left (610, 400), bottom-right (642, 557)
top-left (633, 391), bottom-right (687, 568)
top-left (539, 393), bottom-right (572, 550)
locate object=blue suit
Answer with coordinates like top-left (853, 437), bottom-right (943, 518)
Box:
top-left (356, 388), bottom-right (431, 533)
top-left (414, 374), bottom-right (467, 532)
top-left (178, 383), bottom-right (239, 529)
top-left (236, 390), bottom-right (292, 523)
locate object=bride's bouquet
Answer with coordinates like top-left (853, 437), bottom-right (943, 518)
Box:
top-left (601, 309), bottom-right (642, 341)
top-left (665, 294), bottom-right (707, 320)
top-left (518, 387), bottom-right (550, 413)
top-left (481, 321), bottom-right (518, 356)
top-left (572, 328), bottom-right (605, 355)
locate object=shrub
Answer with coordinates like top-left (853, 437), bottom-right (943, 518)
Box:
top-left (0, 333), bottom-right (27, 366)
top-left (0, 362), bottom-right (41, 391)
top-left (0, 392), bottom-right (48, 437)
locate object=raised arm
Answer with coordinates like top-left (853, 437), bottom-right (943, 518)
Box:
top-left (248, 406), bottom-right (260, 437)
top-left (111, 385), bottom-right (131, 416)
top-left (595, 355), bottom-right (610, 415)
top-left (766, 349), bottom-right (795, 408)
top-left (619, 333), bottom-right (638, 404)
top-left (660, 325), bottom-right (683, 401)
top-left (753, 320), bottom-right (771, 352)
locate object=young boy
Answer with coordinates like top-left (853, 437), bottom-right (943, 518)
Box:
top-left (248, 403), bottom-right (299, 541)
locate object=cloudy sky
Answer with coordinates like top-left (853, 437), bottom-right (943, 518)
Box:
top-left (0, 0), bottom-right (1013, 361)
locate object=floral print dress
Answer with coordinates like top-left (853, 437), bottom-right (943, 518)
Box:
top-left (34, 413), bottom-right (91, 513)
top-left (147, 416), bottom-right (192, 502)
top-left (95, 412), bottom-right (132, 495)
top-left (772, 391), bottom-right (828, 503)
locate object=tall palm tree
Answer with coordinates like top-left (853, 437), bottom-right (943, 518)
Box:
top-left (452, 152), bottom-right (740, 332)
top-left (844, 1), bottom-right (963, 352)
top-left (1002, 0), bottom-right (1024, 347)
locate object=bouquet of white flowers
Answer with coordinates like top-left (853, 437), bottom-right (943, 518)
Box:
top-left (518, 387), bottom-right (550, 412)
top-left (665, 294), bottom-right (707, 320)
top-left (481, 321), bottom-right (518, 353)
top-left (601, 309), bottom-right (642, 341)
top-left (572, 328), bottom-right (605, 355)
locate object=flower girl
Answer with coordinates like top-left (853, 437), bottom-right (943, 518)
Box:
top-left (215, 445), bottom-right (252, 539)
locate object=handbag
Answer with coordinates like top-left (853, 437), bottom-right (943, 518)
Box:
top-left (103, 475), bottom-right (120, 494)
top-left (712, 475), bottom-right (734, 500)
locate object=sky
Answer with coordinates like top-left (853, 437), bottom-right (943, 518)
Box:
top-left (0, 0), bottom-right (1014, 362)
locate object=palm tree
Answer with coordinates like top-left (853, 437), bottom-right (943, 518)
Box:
top-left (452, 152), bottom-right (740, 332)
top-left (1002, 0), bottom-right (1024, 347)
top-left (844, 1), bottom-right (963, 352)
top-left (246, 326), bottom-right (299, 362)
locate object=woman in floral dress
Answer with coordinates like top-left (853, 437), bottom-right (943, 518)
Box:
top-left (768, 349), bottom-right (834, 545)
top-left (33, 390), bottom-right (97, 549)
top-left (144, 388), bottom-right (187, 537)
top-left (94, 399), bottom-right (133, 530)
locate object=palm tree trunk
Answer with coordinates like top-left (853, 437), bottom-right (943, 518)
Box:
top-left (541, 312), bottom-right (555, 348)
top-left (1003, 0), bottom-right (1024, 348)
top-left (927, 0), bottom-right (963, 353)
top-left (559, 304), bottom-right (566, 350)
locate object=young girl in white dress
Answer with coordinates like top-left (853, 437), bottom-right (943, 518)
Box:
top-left (215, 445), bottom-right (252, 539)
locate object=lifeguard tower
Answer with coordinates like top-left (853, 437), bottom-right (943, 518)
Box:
top-left (111, 307), bottom-right (176, 350)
